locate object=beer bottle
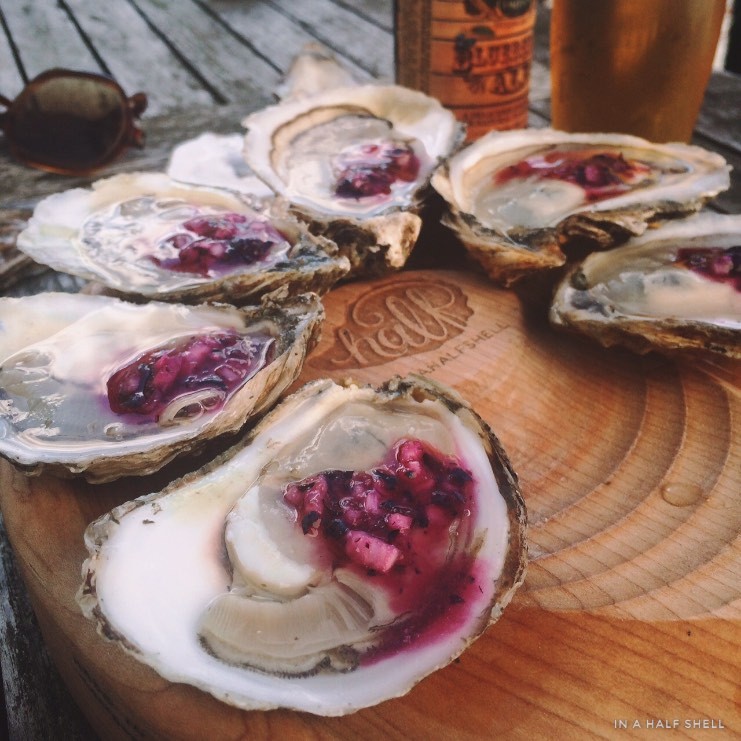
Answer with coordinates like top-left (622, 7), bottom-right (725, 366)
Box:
top-left (394, 0), bottom-right (536, 140)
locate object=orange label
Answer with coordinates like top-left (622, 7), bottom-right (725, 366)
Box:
top-left (395, 0), bottom-right (536, 138)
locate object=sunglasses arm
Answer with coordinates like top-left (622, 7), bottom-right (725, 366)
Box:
top-left (0, 93), bottom-right (11, 123)
top-left (128, 92), bottom-right (148, 117)
top-left (0, 95), bottom-right (10, 132)
top-left (126, 92), bottom-right (148, 148)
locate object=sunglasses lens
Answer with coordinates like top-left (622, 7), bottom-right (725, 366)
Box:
top-left (9, 76), bottom-right (127, 172)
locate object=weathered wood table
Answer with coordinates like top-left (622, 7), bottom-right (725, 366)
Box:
top-left (0, 1), bottom-right (739, 739)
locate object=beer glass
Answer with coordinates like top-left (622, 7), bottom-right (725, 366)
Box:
top-left (550, 0), bottom-right (726, 142)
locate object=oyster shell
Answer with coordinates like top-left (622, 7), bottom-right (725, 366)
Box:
top-left (0, 291), bottom-right (322, 482)
top-left (166, 132), bottom-right (275, 198)
top-left (78, 375), bottom-right (526, 715)
top-left (275, 42), bottom-right (361, 101)
top-left (16, 172), bottom-right (349, 304)
top-left (242, 85), bottom-right (464, 277)
top-left (549, 213), bottom-right (741, 358)
top-left (432, 129), bottom-right (731, 286)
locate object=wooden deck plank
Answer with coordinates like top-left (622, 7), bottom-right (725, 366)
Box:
top-left (130, 0), bottom-right (281, 107)
top-left (691, 136), bottom-right (741, 214)
top-left (333, 0), bottom-right (394, 32)
top-left (528, 59), bottom-right (551, 103)
top-left (0, 18), bottom-right (24, 96)
top-left (63, 0), bottom-right (214, 116)
top-left (268, 0), bottom-right (395, 80)
top-left (0, 0), bottom-right (100, 80)
top-left (202, 0), bottom-right (375, 84)
top-left (697, 71), bottom-right (741, 156)
top-left (1, 514), bottom-right (94, 740)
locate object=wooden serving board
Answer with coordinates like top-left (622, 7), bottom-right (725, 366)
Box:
top-left (0, 270), bottom-right (739, 740)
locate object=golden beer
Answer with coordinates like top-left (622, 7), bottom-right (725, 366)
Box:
top-left (550, 0), bottom-right (726, 142)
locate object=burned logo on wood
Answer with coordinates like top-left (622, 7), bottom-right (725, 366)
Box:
top-left (311, 279), bottom-right (473, 370)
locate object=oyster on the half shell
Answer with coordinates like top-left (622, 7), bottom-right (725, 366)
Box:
top-left (16, 172), bottom-right (349, 304)
top-left (78, 376), bottom-right (527, 715)
top-left (432, 129), bottom-right (730, 285)
top-left (243, 85), bottom-right (464, 277)
top-left (164, 46), bottom-right (361, 198)
top-left (550, 213), bottom-right (741, 358)
top-left (0, 291), bottom-right (322, 482)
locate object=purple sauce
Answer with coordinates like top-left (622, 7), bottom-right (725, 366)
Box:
top-left (495, 149), bottom-right (656, 202)
top-left (675, 246), bottom-right (741, 292)
top-left (107, 329), bottom-right (274, 421)
top-left (283, 438), bottom-right (484, 661)
top-left (152, 213), bottom-right (287, 276)
top-left (333, 141), bottom-right (421, 199)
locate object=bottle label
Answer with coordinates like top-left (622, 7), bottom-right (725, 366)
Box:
top-left (395, 0), bottom-right (536, 138)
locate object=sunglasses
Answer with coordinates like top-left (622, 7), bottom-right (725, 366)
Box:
top-left (0, 68), bottom-right (147, 176)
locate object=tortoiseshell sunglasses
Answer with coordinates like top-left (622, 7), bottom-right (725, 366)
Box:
top-left (0, 68), bottom-right (147, 175)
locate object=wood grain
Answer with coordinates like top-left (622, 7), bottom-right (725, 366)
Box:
top-left (0, 513), bottom-right (94, 740)
top-left (203, 0), bottom-right (386, 84)
top-left (0, 0), bottom-right (99, 85)
top-left (62, 0), bottom-right (215, 115)
top-left (267, 0), bottom-right (394, 80)
top-left (0, 270), bottom-right (738, 740)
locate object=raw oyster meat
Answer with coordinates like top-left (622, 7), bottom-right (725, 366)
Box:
top-left (78, 376), bottom-right (526, 715)
top-left (16, 172), bottom-right (349, 304)
top-left (550, 213), bottom-right (741, 358)
top-left (0, 292), bottom-right (322, 482)
top-left (242, 85), bottom-right (464, 277)
top-left (432, 129), bottom-right (730, 285)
